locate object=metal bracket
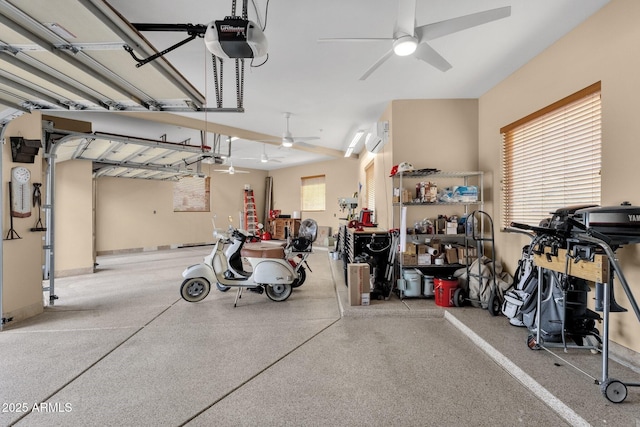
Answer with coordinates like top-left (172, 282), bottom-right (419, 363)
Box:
top-left (124, 32), bottom-right (199, 68)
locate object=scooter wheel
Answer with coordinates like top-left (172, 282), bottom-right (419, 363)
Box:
top-left (180, 278), bottom-right (211, 302)
top-left (265, 283), bottom-right (292, 302)
top-left (291, 267), bottom-right (306, 288)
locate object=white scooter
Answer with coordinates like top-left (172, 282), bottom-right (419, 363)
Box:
top-left (180, 219), bottom-right (315, 306)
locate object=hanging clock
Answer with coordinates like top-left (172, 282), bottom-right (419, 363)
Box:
top-left (11, 166), bottom-right (32, 218)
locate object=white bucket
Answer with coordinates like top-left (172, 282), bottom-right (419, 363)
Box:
top-left (402, 270), bottom-right (422, 298)
top-left (423, 275), bottom-right (434, 297)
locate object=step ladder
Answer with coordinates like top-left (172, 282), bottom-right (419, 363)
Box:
top-left (244, 188), bottom-right (258, 235)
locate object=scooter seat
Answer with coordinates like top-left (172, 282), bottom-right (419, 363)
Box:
top-left (241, 244), bottom-right (286, 259)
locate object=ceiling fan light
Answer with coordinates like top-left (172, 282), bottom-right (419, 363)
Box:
top-left (282, 141), bottom-right (293, 148)
top-left (393, 36), bottom-right (418, 56)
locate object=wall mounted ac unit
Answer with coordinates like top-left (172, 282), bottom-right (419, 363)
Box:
top-left (365, 121), bottom-right (389, 153)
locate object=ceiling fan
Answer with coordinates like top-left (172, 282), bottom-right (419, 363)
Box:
top-left (242, 144), bottom-right (283, 163)
top-left (319, 0), bottom-right (511, 80)
top-left (260, 113), bottom-right (320, 148)
top-left (214, 161), bottom-right (249, 175)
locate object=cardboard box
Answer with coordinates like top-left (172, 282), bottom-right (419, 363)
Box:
top-left (457, 247), bottom-right (478, 259)
top-left (317, 226), bottom-right (331, 244)
top-left (446, 222), bottom-right (458, 235)
top-left (418, 253), bottom-right (432, 265)
top-left (428, 239), bottom-right (442, 253)
top-left (401, 252), bottom-right (417, 265)
top-left (347, 263), bottom-right (371, 306)
top-left (408, 242), bottom-right (430, 254)
top-left (445, 248), bottom-right (459, 264)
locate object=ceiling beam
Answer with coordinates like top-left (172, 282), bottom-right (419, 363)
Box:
top-left (118, 111), bottom-right (352, 159)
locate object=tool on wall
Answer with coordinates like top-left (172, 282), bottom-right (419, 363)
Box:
top-left (5, 182), bottom-right (21, 240)
top-left (30, 183), bottom-right (46, 232)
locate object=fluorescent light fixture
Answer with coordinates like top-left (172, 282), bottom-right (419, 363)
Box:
top-left (393, 35), bottom-right (417, 56)
top-left (348, 130), bottom-right (364, 148)
top-left (344, 147), bottom-right (354, 157)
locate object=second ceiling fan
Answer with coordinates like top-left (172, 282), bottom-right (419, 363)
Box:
top-left (320, 0), bottom-right (511, 80)
top-left (260, 112), bottom-right (320, 148)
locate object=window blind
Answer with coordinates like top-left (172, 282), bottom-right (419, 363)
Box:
top-left (501, 83), bottom-right (601, 228)
top-left (301, 175), bottom-right (326, 211)
top-left (365, 161), bottom-right (375, 209)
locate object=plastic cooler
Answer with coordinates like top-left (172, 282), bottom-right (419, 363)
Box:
top-left (434, 278), bottom-right (458, 307)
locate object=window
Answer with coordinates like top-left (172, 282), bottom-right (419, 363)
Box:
top-left (301, 175), bottom-right (325, 211)
top-left (501, 82), bottom-right (601, 228)
top-left (365, 161), bottom-right (375, 209)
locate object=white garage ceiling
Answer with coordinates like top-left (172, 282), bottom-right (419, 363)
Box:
top-left (0, 0), bottom-right (611, 171)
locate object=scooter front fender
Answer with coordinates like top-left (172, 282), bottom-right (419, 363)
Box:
top-left (182, 263), bottom-right (215, 284)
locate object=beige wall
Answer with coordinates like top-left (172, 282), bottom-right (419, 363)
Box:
top-left (479, 0), bottom-right (640, 352)
top-left (95, 163), bottom-right (268, 253)
top-left (2, 112), bottom-right (44, 322)
top-left (54, 159), bottom-right (94, 276)
top-left (357, 100), bottom-right (479, 231)
top-left (268, 157), bottom-right (360, 234)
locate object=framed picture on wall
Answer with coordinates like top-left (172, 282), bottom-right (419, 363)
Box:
top-left (173, 177), bottom-right (210, 212)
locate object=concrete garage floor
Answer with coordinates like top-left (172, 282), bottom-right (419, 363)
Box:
top-left (1, 247), bottom-right (639, 426)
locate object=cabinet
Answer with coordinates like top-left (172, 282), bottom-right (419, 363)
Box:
top-left (340, 225), bottom-right (392, 299)
top-left (392, 170), bottom-right (484, 275)
top-left (267, 218), bottom-right (300, 240)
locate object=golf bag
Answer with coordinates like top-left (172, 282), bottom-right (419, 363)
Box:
top-left (503, 244), bottom-right (600, 344)
top-left (502, 245), bottom-right (536, 326)
top-left (522, 270), bottom-right (600, 345)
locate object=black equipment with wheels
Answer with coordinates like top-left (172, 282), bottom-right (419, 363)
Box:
top-left (506, 203), bottom-right (640, 403)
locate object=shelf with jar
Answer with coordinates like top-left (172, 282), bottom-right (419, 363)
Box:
top-left (391, 170), bottom-right (485, 295)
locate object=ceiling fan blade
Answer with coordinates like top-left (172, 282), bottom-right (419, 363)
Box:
top-left (293, 136), bottom-right (320, 142)
top-left (395, 0), bottom-right (417, 36)
top-left (414, 42), bottom-right (452, 72)
top-left (359, 49), bottom-right (394, 81)
top-left (318, 37), bottom-right (393, 42)
top-left (415, 6), bottom-right (511, 42)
